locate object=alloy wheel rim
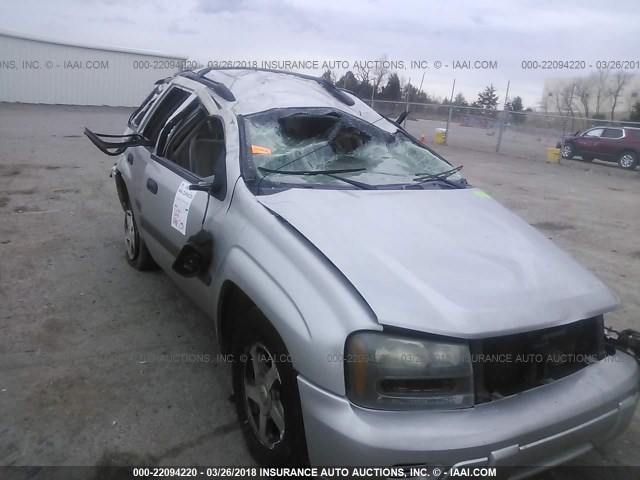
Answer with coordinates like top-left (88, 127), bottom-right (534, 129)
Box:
top-left (620, 155), bottom-right (634, 168)
top-left (124, 211), bottom-right (136, 260)
top-left (562, 145), bottom-right (572, 156)
top-left (243, 342), bottom-right (285, 448)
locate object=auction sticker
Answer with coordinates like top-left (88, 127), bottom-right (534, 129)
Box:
top-left (171, 181), bottom-right (195, 234)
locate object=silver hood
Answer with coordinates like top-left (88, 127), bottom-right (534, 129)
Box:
top-left (258, 188), bottom-right (619, 338)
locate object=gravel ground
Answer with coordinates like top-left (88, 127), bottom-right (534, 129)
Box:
top-left (0, 103), bottom-right (638, 478)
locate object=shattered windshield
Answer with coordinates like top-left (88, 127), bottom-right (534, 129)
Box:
top-left (241, 108), bottom-right (466, 192)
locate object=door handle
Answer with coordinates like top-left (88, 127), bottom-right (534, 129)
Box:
top-left (146, 178), bottom-right (158, 194)
top-left (127, 153), bottom-right (133, 165)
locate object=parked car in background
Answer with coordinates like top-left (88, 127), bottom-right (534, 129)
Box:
top-left (559, 126), bottom-right (640, 169)
top-left (85, 68), bottom-right (640, 474)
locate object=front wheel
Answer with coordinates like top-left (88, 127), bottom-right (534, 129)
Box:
top-left (618, 151), bottom-right (638, 170)
top-left (124, 209), bottom-right (157, 271)
top-left (232, 308), bottom-right (308, 466)
top-left (561, 142), bottom-right (574, 159)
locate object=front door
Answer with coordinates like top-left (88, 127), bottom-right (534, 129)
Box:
top-left (575, 127), bottom-right (603, 156)
top-left (140, 101), bottom-right (228, 311)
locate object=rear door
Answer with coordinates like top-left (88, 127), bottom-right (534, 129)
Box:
top-left (599, 127), bottom-right (625, 160)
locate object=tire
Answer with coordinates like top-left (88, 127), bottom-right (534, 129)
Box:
top-left (618, 151), bottom-right (638, 170)
top-left (561, 142), bottom-right (574, 159)
top-left (581, 153), bottom-right (594, 162)
top-left (232, 308), bottom-right (308, 466)
top-left (124, 208), bottom-right (157, 271)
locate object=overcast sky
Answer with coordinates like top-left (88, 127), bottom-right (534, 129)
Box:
top-left (1, 0), bottom-right (638, 107)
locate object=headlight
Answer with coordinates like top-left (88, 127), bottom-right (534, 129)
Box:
top-left (345, 331), bottom-right (474, 410)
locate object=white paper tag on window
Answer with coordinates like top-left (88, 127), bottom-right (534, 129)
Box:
top-left (171, 181), bottom-right (195, 235)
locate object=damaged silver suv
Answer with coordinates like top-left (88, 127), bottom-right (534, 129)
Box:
top-left (85, 68), bottom-right (640, 475)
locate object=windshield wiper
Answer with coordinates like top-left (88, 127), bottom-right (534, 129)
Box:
top-left (412, 165), bottom-right (465, 189)
top-left (414, 165), bottom-right (463, 179)
top-left (257, 167), bottom-right (375, 190)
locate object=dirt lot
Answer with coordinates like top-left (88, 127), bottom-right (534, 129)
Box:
top-left (0, 103), bottom-right (639, 477)
top-left (407, 117), bottom-right (564, 161)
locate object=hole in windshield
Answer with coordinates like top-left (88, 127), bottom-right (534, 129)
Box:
top-left (242, 109), bottom-right (465, 192)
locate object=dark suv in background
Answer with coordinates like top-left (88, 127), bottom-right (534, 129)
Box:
top-left (560, 126), bottom-right (640, 170)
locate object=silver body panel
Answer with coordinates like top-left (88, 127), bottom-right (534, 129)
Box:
top-left (298, 351), bottom-right (639, 468)
top-left (258, 187), bottom-right (619, 338)
top-left (109, 69), bottom-right (639, 470)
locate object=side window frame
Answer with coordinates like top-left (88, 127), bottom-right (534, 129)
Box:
top-left (140, 86), bottom-right (193, 149)
top-left (156, 98), bottom-right (202, 155)
top-left (602, 128), bottom-right (624, 139)
top-left (583, 128), bottom-right (604, 138)
top-left (128, 79), bottom-right (170, 129)
top-left (151, 108), bottom-right (228, 201)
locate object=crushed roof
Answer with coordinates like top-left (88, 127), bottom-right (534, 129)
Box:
top-left (197, 69), bottom-right (385, 124)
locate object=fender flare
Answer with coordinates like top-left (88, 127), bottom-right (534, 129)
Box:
top-left (214, 246), bottom-right (312, 347)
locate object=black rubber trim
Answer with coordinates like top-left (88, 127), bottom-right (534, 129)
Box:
top-left (84, 128), bottom-right (152, 156)
top-left (179, 71), bottom-right (236, 102)
top-left (150, 153), bottom-right (201, 183)
top-left (156, 103), bottom-right (204, 155)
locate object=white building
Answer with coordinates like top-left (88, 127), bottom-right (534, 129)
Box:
top-left (0, 29), bottom-right (188, 107)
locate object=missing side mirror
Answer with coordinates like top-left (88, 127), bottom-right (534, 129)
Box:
top-left (172, 229), bottom-right (213, 278)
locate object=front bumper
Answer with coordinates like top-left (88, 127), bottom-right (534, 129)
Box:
top-left (298, 350), bottom-right (639, 471)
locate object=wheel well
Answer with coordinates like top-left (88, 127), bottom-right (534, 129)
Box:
top-left (217, 281), bottom-right (256, 353)
top-left (618, 149), bottom-right (637, 157)
top-left (114, 171), bottom-right (130, 210)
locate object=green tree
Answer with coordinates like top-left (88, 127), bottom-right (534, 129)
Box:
top-left (403, 83), bottom-right (431, 103)
top-left (355, 80), bottom-right (373, 100)
top-left (380, 73), bottom-right (401, 101)
top-left (511, 96), bottom-right (524, 112)
top-left (321, 69), bottom-right (334, 84)
top-left (476, 84), bottom-right (499, 110)
top-left (508, 95), bottom-right (525, 124)
top-left (453, 92), bottom-right (468, 106)
top-left (336, 71), bottom-right (359, 91)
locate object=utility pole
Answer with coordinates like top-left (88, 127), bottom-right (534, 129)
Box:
top-left (396, 78), bottom-right (411, 127)
top-left (445, 78), bottom-right (455, 146)
top-left (560, 84), bottom-right (576, 142)
top-left (370, 82), bottom-right (375, 110)
top-left (404, 78), bottom-right (412, 119)
top-left (496, 80), bottom-right (510, 153)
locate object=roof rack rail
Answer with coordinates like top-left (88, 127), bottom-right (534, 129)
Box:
top-left (199, 67), bottom-right (356, 107)
top-left (178, 69), bottom-right (236, 102)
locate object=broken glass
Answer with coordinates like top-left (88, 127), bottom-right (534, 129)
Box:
top-left (244, 109), bottom-right (464, 189)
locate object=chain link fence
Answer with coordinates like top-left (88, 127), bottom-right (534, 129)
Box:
top-left (365, 99), bottom-right (640, 161)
